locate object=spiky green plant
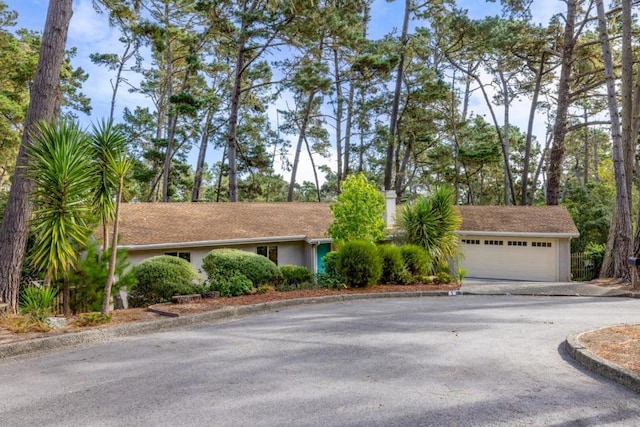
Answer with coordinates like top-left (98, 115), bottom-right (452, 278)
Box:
top-left (26, 120), bottom-right (96, 283)
top-left (400, 187), bottom-right (461, 273)
top-left (90, 119), bottom-right (127, 251)
top-left (20, 285), bottom-right (58, 322)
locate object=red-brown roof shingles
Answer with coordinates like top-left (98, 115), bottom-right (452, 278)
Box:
top-left (115, 202), bottom-right (333, 246)
top-left (457, 205), bottom-right (579, 235)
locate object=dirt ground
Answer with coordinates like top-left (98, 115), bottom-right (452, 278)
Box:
top-left (1, 281), bottom-right (638, 378)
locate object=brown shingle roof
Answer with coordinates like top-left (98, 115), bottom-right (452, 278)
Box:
top-left (114, 202), bottom-right (333, 246)
top-left (457, 205), bottom-right (579, 236)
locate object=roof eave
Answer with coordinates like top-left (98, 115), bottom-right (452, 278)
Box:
top-left (455, 230), bottom-right (580, 238)
top-left (120, 235), bottom-right (311, 251)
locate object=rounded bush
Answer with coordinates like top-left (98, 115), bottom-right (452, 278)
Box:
top-left (202, 248), bottom-right (282, 287)
top-left (336, 241), bottom-right (382, 288)
top-left (209, 271), bottom-right (253, 297)
top-left (400, 244), bottom-right (431, 278)
top-left (129, 255), bottom-right (201, 307)
top-left (377, 244), bottom-right (407, 284)
top-left (280, 265), bottom-right (313, 288)
top-left (317, 251), bottom-right (345, 288)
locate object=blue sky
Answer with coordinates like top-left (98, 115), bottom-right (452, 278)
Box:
top-left (5, 0), bottom-right (565, 184)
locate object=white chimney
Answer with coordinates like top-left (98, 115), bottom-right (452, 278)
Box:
top-left (384, 190), bottom-right (397, 228)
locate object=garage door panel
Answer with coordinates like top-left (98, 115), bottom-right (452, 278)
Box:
top-left (460, 238), bottom-right (558, 281)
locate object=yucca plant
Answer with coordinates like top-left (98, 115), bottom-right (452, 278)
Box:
top-left (90, 119), bottom-right (127, 251)
top-left (20, 285), bottom-right (58, 322)
top-left (26, 120), bottom-right (96, 315)
top-left (400, 187), bottom-right (461, 274)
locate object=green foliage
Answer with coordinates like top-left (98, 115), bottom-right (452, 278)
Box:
top-left (327, 173), bottom-right (386, 245)
top-left (317, 251), bottom-right (345, 289)
top-left (77, 312), bottom-right (112, 326)
top-left (201, 249), bottom-right (282, 287)
top-left (336, 241), bottom-right (382, 288)
top-left (279, 265), bottom-right (313, 288)
top-left (19, 285), bottom-right (58, 322)
top-left (377, 245), bottom-right (407, 284)
top-left (68, 242), bottom-right (136, 313)
top-left (208, 271), bottom-right (253, 297)
top-left (435, 271), bottom-right (453, 284)
top-left (585, 242), bottom-right (606, 277)
top-left (564, 181), bottom-right (613, 252)
top-left (400, 187), bottom-right (461, 272)
top-left (26, 120), bottom-right (96, 281)
top-left (399, 244), bottom-right (431, 278)
top-left (128, 256), bottom-right (202, 307)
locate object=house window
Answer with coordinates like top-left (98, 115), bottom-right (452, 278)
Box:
top-left (257, 245), bottom-right (278, 265)
top-left (507, 241), bottom-right (527, 247)
top-left (461, 239), bottom-right (480, 245)
top-left (164, 251), bottom-right (191, 262)
top-left (532, 242), bottom-right (552, 248)
top-left (484, 240), bottom-right (503, 246)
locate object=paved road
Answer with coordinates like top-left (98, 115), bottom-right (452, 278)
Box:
top-left (1, 295), bottom-right (640, 426)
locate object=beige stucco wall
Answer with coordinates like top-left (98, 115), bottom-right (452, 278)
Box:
top-left (126, 240), bottom-right (315, 279)
top-left (558, 238), bottom-right (572, 281)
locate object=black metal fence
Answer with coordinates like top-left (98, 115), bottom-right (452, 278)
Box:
top-left (571, 252), bottom-right (598, 281)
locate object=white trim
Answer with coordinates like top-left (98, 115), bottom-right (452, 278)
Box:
top-left (121, 235), bottom-right (309, 251)
top-left (456, 230), bottom-right (579, 238)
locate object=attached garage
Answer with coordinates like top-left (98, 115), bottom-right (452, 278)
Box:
top-left (456, 206), bottom-right (579, 282)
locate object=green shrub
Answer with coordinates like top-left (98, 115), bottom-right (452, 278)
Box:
top-left (77, 312), bottom-right (112, 326)
top-left (317, 251), bottom-right (345, 289)
top-left (202, 249), bottom-right (282, 287)
top-left (280, 265), bottom-right (313, 288)
top-left (68, 242), bottom-right (136, 313)
top-left (400, 245), bottom-right (431, 279)
top-left (585, 242), bottom-right (606, 277)
top-left (209, 271), bottom-right (253, 297)
top-left (435, 271), bottom-right (453, 284)
top-left (20, 285), bottom-right (58, 322)
top-left (377, 245), bottom-right (407, 284)
top-left (128, 255), bottom-right (202, 307)
top-left (336, 240), bottom-right (382, 288)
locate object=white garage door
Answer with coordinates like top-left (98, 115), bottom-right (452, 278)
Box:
top-left (459, 237), bottom-right (558, 282)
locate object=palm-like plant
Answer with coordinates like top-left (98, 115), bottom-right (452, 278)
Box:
top-left (90, 120), bottom-right (127, 251)
top-left (26, 120), bottom-right (96, 314)
top-left (400, 187), bottom-right (462, 273)
top-left (102, 150), bottom-right (132, 314)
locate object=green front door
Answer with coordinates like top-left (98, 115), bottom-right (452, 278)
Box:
top-left (316, 243), bottom-right (331, 274)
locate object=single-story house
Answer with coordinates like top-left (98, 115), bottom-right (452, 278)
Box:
top-left (113, 201), bottom-right (578, 282)
top-left (456, 205), bottom-right (579, 282)
top-left (113, 202), bottom-right (334, 276)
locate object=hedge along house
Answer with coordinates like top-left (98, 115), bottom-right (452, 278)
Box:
top-left (455, 205), bottom-right (579, 282)
top-left (112, 203), bottom-right (333, 276)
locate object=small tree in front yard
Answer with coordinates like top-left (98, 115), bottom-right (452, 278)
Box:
top-left (400, 187), bottom-right (461, 273)
top-left (327, 173), bottom-right (386, 246)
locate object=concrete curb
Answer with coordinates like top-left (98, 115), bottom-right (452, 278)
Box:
top-left (0, 291), bottom-right (452, 360)
top-left (565, 327), bottom-right (640, 394)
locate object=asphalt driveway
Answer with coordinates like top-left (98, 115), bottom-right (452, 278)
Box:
top-left (1, 295), bottom-right (639, 426)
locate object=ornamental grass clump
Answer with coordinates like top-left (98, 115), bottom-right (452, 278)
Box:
top-left (20, 285), bottom-right (58, 323)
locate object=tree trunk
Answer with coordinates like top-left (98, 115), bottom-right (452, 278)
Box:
top-left (546, 0), bottom-right (576, 205)
top-left (192, 108), bottom-right (214, 202)
top-left (287, 91), bottom-right (316, 201)
top-left (0, 0), bottom-right (72, 313)
top-left (304, 137), bottom-right (321, 202)
top-left (522, 52), bottom-right (546, 205)
top-left (384, 0), bottom-right (410, 191)
top-left (333, 46), bottom-right (343, 189)
top-left (597, 0), bottom-right (632, 281)
top-left (498, 69), bottom-right (512, 206)
top-left (343, 79), bottom-right (355, 179)
top-left (102, 175), bottom-right (124, 315)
